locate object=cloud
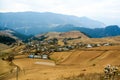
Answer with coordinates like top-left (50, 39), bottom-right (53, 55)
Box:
top-left (0, 0), bottom-right (120, 26)
top-left (0, 0), bottom-right (31, 12)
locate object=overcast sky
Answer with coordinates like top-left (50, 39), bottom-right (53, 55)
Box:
top-left (0, 0), bottom-right (120, 26)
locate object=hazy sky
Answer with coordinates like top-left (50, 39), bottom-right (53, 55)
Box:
top-left (0, 0), bottom-right (120, 26)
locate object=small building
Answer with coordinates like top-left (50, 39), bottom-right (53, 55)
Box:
top-left (42, 54), bottom-right (48, 59)
top-left (28, 53), bottom-right (42, 59)
top-left (103, 43), bottom-right (110, 46)
top-left (86, 44), bottom-right (92, 48)
top-left (28, 54), bottom-right (34, 58)
top-left (34, 55), bottom-right (42, 59)
top-left (97, 44), bottom-right (101, 47)
top-left (62, 47), bottom-right (69, 51)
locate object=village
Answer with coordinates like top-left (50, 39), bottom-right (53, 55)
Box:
top-left (16, 37), bottom-right (116, 60)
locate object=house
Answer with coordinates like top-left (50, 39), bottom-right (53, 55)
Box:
top-left (42, 54), bottom-right (48, 59)
top-left (28, 54), bottom-right (34, 58)
top-left (66, 45), bottom-right (74, 50)
top-left (103, 43), bottom-right (110, 46)
top-left (97, 44), bottom-right (101, 47)
top-left (86, 44), bottom-right (92, 48)
top-left (28, 53), bottom-right (42, 59)
top-left (34, 55), bottom-right (42, 59)
top-left (57, 47), bottom-right (63, 52)
top-left (62, 47), bottom-right (69, 51)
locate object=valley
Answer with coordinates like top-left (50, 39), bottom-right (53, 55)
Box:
top-left (0, 31), bottom-right (120, 80)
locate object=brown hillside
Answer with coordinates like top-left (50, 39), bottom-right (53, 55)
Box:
top-left (50, 45), bottom-right (120, 66)
top-left (36, 31), bottom-right (89, 39)
top-left (59, 31), bottom-right (88, 39)
top-left (67, 36), bottom-right (120, 44)
top-left (0, 43), bottom-right (9, 51)
top-left (0, 30), bottom-right (18, 40)
top-left (4, 45), bottom-right (120, 80)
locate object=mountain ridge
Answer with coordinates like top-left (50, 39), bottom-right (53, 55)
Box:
top-left (0, 12), bottom-right (120, 38)
top-left (51, 24), bottom-right (120, 38)
top-left (0, 12), bottom-right (105, 35)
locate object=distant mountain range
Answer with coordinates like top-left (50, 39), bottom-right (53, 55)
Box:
top-left (0, 12), bottom-right (105, 35)
top-left (51, 24), bottom-right (120, 38)
top-left (0, 12), bottom-right (120, 39)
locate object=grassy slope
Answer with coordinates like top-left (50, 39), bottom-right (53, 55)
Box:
top-left (4, 45), bottom-right (120, 80)
top-left (0, 43), bottom-right (9, 51)
top-left (50, 45), bottom-right (120, 66)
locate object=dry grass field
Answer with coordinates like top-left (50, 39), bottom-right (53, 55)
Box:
top-left (0, 43), bottom-right (9, 51)
top-left (0, 45), bottom-right (118, 80)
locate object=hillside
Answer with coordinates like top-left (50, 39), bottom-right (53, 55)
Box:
top-left (0, 30), bottom-right (17, 45)
top-left (0, 30), bottom-right (18, 39)
top-left (67, 35), bottom-right (120, 45)
top-left (50, 45), bottom-right (120, 66)
top-left (0, 43), bottom-right (9, 51)
top-left (36, 30), bottom-right (120, 45)
top-left (0, 29), bottom-right (28, 45)
top-left (3, 45), bottom-right (120, 80)
top-left (36, 31), bottom-right (89, 40)
top-left (90, 36), bottom-right (120, 44)
top-left (0, 28), bottom-right (29, 39)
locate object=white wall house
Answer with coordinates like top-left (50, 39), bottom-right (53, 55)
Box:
top-left (42, 54), bottom-right (48, 59)
top-left (86, 44), bottom-right (92, 48)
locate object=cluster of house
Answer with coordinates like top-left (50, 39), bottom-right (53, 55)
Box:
top-left (20, 38), bottom-right (115, 59)
top-left (28, 53), bottom-right (48, 59)
top-left (85, 43), bottom-right (113, 48)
